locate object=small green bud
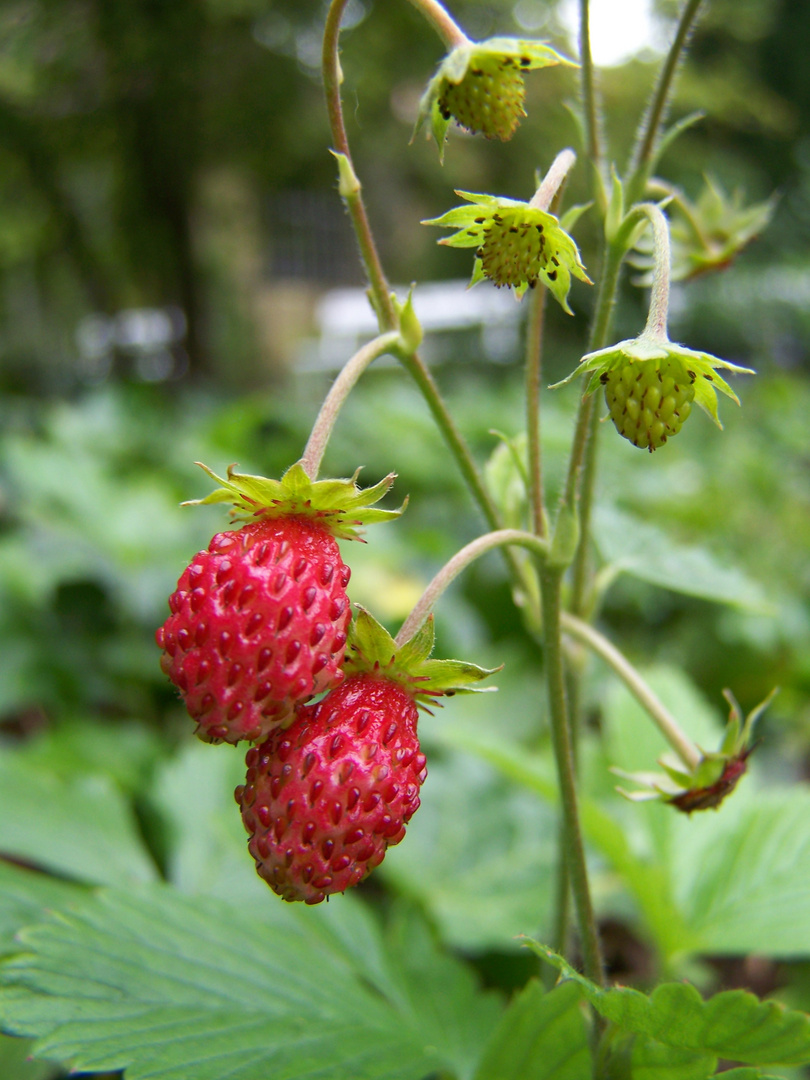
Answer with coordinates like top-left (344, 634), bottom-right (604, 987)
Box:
top-left (393, 286), bottom-right (423, 354)
top-left (329, 150), bottom-right (361, 200)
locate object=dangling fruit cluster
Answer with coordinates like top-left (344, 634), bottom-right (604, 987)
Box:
top-left (602, 356), bottom-right (694, 452)
top-left (438, 58), bottom-right (526, 142)
top-left (157, 463), bottom-right (493, 903)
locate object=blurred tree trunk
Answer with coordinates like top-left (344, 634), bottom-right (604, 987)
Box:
top-left (94, 0), bottom-right (209, 373)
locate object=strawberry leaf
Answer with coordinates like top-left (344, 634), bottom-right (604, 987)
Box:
top-left (0, 751), bottom-right (159, 887)
top-left (471, 979), bottom-right (590, 1080)
top-left (0, 882), bottom-right (503, 1080)
top-left (526, 941), bottom-right (810, 1066)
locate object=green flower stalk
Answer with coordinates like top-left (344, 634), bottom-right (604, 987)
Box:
top-left (423, 188), bottom-right (591, 310)
top-left (413, 37), bottom-right (575, 160)
top-left (554, 203), bottom-right (753, 450)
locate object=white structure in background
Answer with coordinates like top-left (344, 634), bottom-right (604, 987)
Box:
top-left (305, 279), bottom-right (525, 371)
top-left (76, 307), bottom-right (187, 382)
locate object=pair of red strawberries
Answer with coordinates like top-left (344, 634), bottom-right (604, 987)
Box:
top-left (156, 496), bottom-right (427, 905)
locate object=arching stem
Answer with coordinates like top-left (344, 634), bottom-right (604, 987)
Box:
top-left (561, 613), bottom-right (701, 770)
top-left (301, 331), bottom-right (402, 480)
top-left (627, 0), bottom-right (705, 201)
top-left (395, 529), bottom-right (549, 645)
top-left (404, 0), bottom-right (468, 49)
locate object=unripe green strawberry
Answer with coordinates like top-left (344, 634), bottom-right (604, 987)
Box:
top-left (552, 333), bottom-right (753, 450)
top-left (602, 355), bottom-right (694, 451)
top-left (157, 516), bottom-right (351, 744)
top-left (236, 674), bottom-right (427, 904)
top-left (439, 58), bottom-right (525, 141)
top-left (424, 193), bottom-right (590, 310)
top-left (413, 37), bottom-right (574, 161)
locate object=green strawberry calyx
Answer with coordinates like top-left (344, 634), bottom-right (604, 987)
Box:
top-left (414, 38), bottom-right (575, 159)
top-left (344, 606), bottom-right (498, 707)
top-left (423, 191), bottom-right (591, 310)
top-left (551, 331), bottom-right (754, 427)
top-left (184, 461), bottom-right (406, 541)
top-left (613, 688), bottom-right (778, 813)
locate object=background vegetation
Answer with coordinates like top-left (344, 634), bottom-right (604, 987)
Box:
top-left (0, 0), bottom-right (809, 1076)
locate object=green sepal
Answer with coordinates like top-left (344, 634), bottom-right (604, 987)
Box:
top-left (632, 175), bottom-right (777, 283)
top-left (183, 461), bottom-right (406, 541)
top-left (413, 37), bottom-right (575, 161)
top-left (392, 285), bottom-right (423, 353)
top-left (423, 190), bottom-right (590, 312)
top-left (344, 606), bottom-right (499, 705)
top-left (614, 689), bottom-right (777, 812)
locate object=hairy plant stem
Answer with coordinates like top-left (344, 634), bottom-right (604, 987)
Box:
top-left (403, 0), bottom-right (468, 48)
top-left (540, 566), bottom-right (605, 989)
top-left (578, 0), bottom-right (602, 182)
top-left (640, 202), bottom-right (672, 340)
top-left (301, 331), bottom-right (402, 479)
top-left (323, 0), bottom-right (397, 331)
top-left (567, 240), bottom-right (625, 617)
top-left (525, 149), bottom-right (577, 539)
top-left (395, 529), bottom-right (550, 645)
top-left (627, 0), bottom-right (705, 202)
top-left (529, 148), bottom-right (577, 212)
top-left (561, 613), bottom-right (701, 769)
top-left (526, 288), bottom-right (549, 539)
top-left (323, 0), bottom-right (507, 546)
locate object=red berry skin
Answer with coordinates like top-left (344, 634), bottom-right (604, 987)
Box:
top-left (156, 516), bottom-right (351, 744)
top-left (236, 675), bottom-right (427, 904)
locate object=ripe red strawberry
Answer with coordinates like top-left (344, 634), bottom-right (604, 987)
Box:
top-left (157, 515), bottom-right (351, 744)
top-left (156, 463), bottom-right (403, 744)
top-left (235, 607), bottom-right (496, 902)
top-left (236, 673), bottom-right (427, 904)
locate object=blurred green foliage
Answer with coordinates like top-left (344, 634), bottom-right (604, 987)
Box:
top-left (0, 1), bottom-right (809, 1076)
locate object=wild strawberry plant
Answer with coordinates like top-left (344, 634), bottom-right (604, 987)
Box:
top-left (0, 1), bottom-right (808, 1079)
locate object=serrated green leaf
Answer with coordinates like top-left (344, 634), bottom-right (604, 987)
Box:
top-left (592, 505), bottom-right (772, 612)
top-left (630, 1036), bottom-right (716, 1080)
top-left (670, 788), bottom-right (810, 957)
top-left (527, 943), bottom-right (810, 1066)
top-left (0, 883), bottom-right (503, 1080)
top-left (0, 863), bottom-right (87, 961)
top-left (0, 751), bottom-right (158, 887)
top-left (472, 979), bottom-right (590, 1080)
top-left (384, 904), bottom-right (503, 1080)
